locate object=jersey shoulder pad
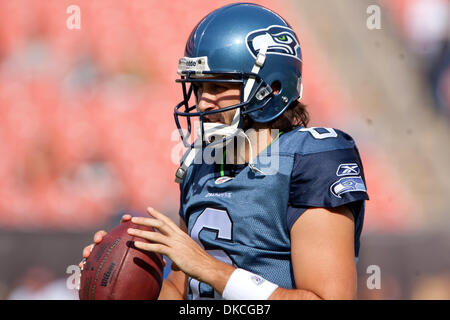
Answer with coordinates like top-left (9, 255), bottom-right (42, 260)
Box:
top-left (279, 126), bottom-right (356, 156)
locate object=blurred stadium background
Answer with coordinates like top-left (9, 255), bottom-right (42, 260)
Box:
top-left (0, 0), bottom-right (448, 299)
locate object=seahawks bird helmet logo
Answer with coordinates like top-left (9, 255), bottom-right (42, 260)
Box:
top-left (246, 25), bottom-right (302, 61)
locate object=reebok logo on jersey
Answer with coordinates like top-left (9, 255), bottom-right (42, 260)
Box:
top-left (336, 163), bottom-right (360, 176)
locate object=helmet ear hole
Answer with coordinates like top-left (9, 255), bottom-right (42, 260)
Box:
top-left (271, 81), bottom-right (282, 95)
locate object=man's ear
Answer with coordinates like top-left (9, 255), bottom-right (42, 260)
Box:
top-left (270, 81), bottom-right (281, 95)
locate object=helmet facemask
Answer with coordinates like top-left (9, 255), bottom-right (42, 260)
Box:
top-left (173, 63), bottom-right (275, 183)
top-left (174, 70), bottom-right (274, 151)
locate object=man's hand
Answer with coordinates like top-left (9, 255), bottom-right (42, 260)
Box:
top-left (127, 207), bottom-right (234, 293)
top-left (78, 214), bottom-right (132, 269)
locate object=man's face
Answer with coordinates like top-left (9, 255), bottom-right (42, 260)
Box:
top-left (195, 81), bottom-right (241, 126)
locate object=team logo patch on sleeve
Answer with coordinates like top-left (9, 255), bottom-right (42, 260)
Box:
top-left (336, 163), bottom-right (360, 176)
top-left (331, 176), bottom-right (366, 198)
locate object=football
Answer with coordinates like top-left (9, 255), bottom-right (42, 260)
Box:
top-left (79, 220), bottom-right (164, 300)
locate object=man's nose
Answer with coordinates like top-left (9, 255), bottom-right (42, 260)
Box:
top-left (197, 92), bottom-right (218, 113)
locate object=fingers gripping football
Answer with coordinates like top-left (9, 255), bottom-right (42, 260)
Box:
top-left (127, 207), bottom-right (186, 255)
top-left (79, 214), bottom-right (132, 268)
top-left (127, 207), bottom-right (214, 282)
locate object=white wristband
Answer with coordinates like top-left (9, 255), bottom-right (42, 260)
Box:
top-left (222, 268), bottom-right (279, 300)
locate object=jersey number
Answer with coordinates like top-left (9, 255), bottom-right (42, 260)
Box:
top-left (300, 127), bottom-right (337, 139)
top-left (189, 208), bottom-right (234, 299)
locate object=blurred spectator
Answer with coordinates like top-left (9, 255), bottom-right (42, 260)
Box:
top-left (0, 281), bottom-right (8, 300)
top-left (411, 273), bottom-right (450, 300)
top-left (403, 0), bottom-right (450, 114)
top-left (357, 272), bottom-right (403, 300)
top-left (7, 266), bottom-right (77, 300)
top-left (429, 41), bottom-right (450, 115)
top-left (404, 0), bottom-right (448, 60)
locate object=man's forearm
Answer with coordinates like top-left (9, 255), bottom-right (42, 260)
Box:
top-left (200, 257), bottom-right (236, 296)
top-left (203, 258), bottom-right (323, 300)
top-left (158, 278), bottom-right (185, 300)
top-left (269, 287), bottom-right (322, 300)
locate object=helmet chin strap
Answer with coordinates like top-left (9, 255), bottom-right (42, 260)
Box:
top-left (175, 44), bottom-right (268, 183)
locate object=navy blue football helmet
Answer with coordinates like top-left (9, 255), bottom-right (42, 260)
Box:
top-left (173, 3), bottom-right (303, 182)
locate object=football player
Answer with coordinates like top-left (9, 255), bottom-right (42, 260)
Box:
top-left (81, 3), bottom-right (368, 300)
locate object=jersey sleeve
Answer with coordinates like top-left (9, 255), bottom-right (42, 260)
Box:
top-left (288, 130), bottom-right (369, 209)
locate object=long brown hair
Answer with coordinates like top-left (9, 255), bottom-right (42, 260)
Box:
top-left (243, 100), bottom-right (309, 132)
top-left (269, 100), bottom-right (310, 132)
